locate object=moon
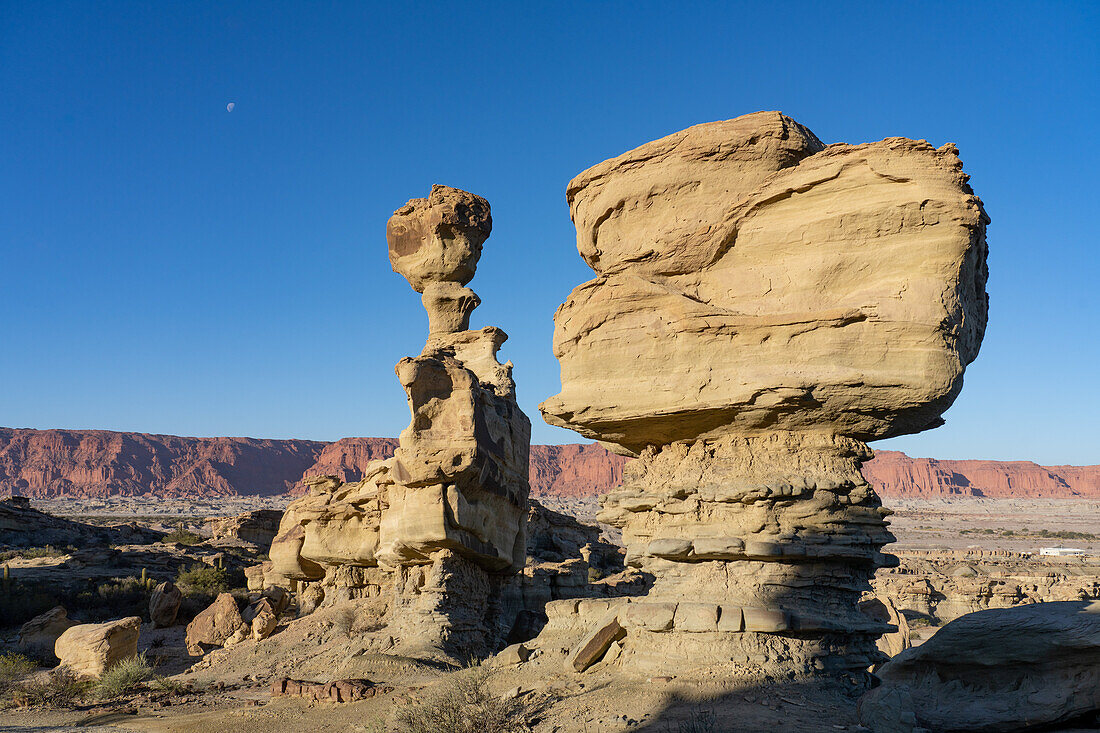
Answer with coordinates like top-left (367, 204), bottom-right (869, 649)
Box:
top-left (226, 102), bottom-right (235, 112)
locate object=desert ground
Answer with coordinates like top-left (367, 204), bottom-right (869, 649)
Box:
top-left (2, 493), bottom-right (1097, 733)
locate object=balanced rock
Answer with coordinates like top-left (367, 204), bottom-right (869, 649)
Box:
top-left (185, 592), bottom-right (244, 656)
top-left (537, 111), bottom-right (989, 679)
top-left (859, 601), bottom-right (1100, 732)
top-left (55, 617), bottom-right (140, 678)
top-left (19, 606), bottom-right (75, 662)
top-left (149, 581), bottom-right (182, 628)
top-left (267, 185), bottom-right (530, 660)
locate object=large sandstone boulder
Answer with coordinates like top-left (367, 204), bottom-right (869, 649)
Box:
top-left (19, 606), bottom-right (75, 662)
top-left (541, 111), bottom-right (988, 454)
top-left (149, 581), bottom-right (182, 628)
top-left (185, 593), bottom-right (244, 656)
top-left (859, 601), bottom-right (1100, 732)
top-left (55, 617), bottom-right (140, 678)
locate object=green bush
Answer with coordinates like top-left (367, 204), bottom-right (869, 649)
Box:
top-left (392, 666), bottom-right (529, 733)
top-left (163, 528), bottom-right (204, 546)
top-left (94, 653), bottom-right (153, 699)
top-left (176, 563), bottom-right (229, 596)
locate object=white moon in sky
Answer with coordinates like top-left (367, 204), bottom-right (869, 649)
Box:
top-left (226, 102), bottom-right (235, 112)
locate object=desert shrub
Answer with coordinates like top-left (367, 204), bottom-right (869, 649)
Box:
top-left (392, 666), bottom-right (529, 733)
top-left (14, 667), bottom-right (86, 708)
top-left (148, 675), bottom-right (185, 694)
top-left (0, 653), bottom-right (37, 699)
top-left (71, 576), bottom-right (151, 621)
top-left (331, 606), bottom-right (356, 636)
top-left (94, 653), bottom-right (152, 699)
top-left (163, 528), bottom-right (204, 546)
top-left (176, 563), bottom-right (229, 596)
top-left (675, 709), bottom-right (718, 732)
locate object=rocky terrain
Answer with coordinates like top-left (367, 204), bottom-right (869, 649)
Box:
top-left (3, 428), bottom-right (1096, 502)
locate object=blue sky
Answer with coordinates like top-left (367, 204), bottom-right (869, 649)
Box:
top-left (1, 2), bottom-right (1097, 465)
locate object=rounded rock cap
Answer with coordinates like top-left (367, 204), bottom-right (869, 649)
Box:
top-left (387, 184), bottom-right (492, 292)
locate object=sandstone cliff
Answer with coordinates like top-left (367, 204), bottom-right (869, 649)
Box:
top-left (864, 450), bottom-right (1100, 499)
top-left (0, 428), bottom-right (325, 498)
top-left (1, 428), bottom-right (1095, 500)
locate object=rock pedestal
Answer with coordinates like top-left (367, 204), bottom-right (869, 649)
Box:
top-left (537, 111), bottom-right (989, 680)
top-left (598, 433), bottom-right (896, 674)
top-left (268, 185), bottom-right (530, 661)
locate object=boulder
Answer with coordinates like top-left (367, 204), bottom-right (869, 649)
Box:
top-left (55, 617), bottom-right (140, 678)
top-left (149, 581), bottom-right (182, 628)
top-left (251, 609), bottom-right (278, 640)
top-left (18, 606), bottom-right (75, 662)
top-left (859, 601), bottom-right (1100, 732)
top-left (568, 616), bottom-right (626, 672)
top-left (541, 111), bottom-right (988, 453)
top-left (185, 593), bottom-right (244, 656)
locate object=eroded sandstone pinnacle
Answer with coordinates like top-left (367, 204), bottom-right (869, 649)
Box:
top-left (539, 111), bottom-right (990, 677)
top-left (268, 185), bottom-right (531, 660)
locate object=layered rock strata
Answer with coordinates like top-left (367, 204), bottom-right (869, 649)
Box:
top-left (537, 111), bottom-right (990, 678)
top-left (267, 186), bottom-right (532, 660)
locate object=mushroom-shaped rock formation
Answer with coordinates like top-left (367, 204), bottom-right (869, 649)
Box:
top-left (268, 185), bottom-right (530, 661)
top-left (539, 111), bottom-right (989, 678)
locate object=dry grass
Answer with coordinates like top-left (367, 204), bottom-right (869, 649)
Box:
top-left (392, 665), bottom-right (529, 733)
top-left (94, 652), bottom-right (153, 699)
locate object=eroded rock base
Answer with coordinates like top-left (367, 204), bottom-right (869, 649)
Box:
top-left (579, 433), bottom-right (895, 676)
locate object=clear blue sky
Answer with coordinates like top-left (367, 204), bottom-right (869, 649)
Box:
top-left (2, 2), bottom-right (1097, 465)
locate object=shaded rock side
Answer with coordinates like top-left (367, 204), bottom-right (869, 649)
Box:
top-left (859, 601), bottom-right (1100, 732)
top-left (18, 606), bottom-right (75, 662)
top-left (149, 581), bottom-right (182, 628)
top-left (55, 616), bottom-right (141, 678)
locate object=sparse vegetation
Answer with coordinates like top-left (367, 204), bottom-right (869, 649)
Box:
top-left (392, 666), bottom-right (529, 733)
top-left (0, 545), bottom-right (74, 563)
top-left (0, 653), bottom-right (37, 699)
top-left (958, 526), bottom-right (1097, 541)
top-left (1, 654), bottom-right (88, 709)
top-left (149, 675), bottom-right (186, 694)
top-left (15, 667), bottom-right (86, 708)
top-left (176, 563), bottom-right (230, 596)
top-left (674, 709), bottom-right (718, 732)
top-left (163, 528), bottom-right (204, 545)
top-left (93, 653), bottom-right (153, 699)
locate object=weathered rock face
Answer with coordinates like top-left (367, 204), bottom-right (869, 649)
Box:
top-left (859, 601), bottom-right (1100, 732)
top-left (542, 111), bottom-right (988, 453)
top-left (55, 616), bottom-right (140, 678)
top-left (207, 509), bottom-right (284, 550)
top-left (185, 592), bottom-right (244, 656)
top-left (0, 495), bottom-right (163, 547)
top-left (268, 186), bottom-right (531, 660)
top-left (537, 112), bottom-right (989, 679)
